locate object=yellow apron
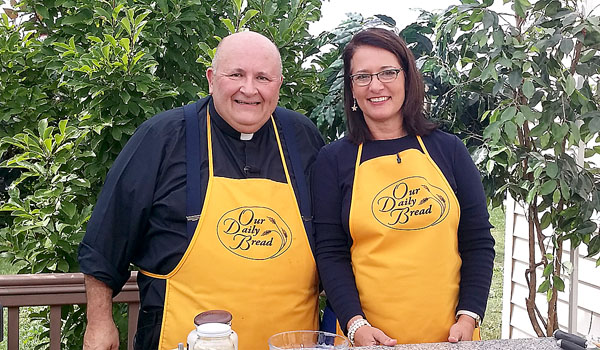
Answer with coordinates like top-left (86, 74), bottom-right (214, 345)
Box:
top-left (348, 136), bottom-right (478, 343)
top-left (142, 110), bottom-right (319, 350)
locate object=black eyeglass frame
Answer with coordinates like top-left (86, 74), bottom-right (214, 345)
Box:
top-left (349, 68), bottom-right (403, 86)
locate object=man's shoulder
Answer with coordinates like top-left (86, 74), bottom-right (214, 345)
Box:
top-left (274, 106), bottom-right (318, 132)
top-left (136, 105), bottom-right (186, 138)
top-left (143, 106), bottom-right (184, 128)
top-left (138, 97), bottom-right (210, 133)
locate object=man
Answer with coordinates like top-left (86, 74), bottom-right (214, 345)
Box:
top-left (79, 31), bottom-right (324, 350)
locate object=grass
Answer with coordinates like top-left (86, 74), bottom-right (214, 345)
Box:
top-left (480, 205), bottom-right (506, 340)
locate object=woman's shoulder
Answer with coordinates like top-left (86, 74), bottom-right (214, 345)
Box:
top-left (321, 136), bottom-right (357, 154)
top-left (316, 136), bottom-right (357, 164)
top-left (420, 129), bottom-right (470, 166)
top-left (422, 128), bottom-right (461, 146)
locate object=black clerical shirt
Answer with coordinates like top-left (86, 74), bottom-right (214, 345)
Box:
top-left (78, 97), bottom-right (324, 310)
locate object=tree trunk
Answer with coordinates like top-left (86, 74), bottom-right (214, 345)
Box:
top-left (525, 205), bottom-right (545, 336)
top-left (547, 241), bottom-right (564, 334)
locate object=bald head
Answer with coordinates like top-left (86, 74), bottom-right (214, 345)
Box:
top-left (205, 30), bottom-right (284, 133)
top-left (212, 31), bottom-right (282, 74)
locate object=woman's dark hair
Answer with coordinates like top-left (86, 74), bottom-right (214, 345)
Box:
top-left (342, 27), bottom-right (436, 144)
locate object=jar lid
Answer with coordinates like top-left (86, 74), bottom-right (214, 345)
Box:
top-left (194, 310), bottom-right (233, 326)
top-left (195, 322), bottom-right (232, 337)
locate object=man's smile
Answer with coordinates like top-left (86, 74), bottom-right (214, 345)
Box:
top-left (235, 100), bottom-right (260, 105)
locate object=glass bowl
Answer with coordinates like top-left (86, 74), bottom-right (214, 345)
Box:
top-left (268, 330), bottom-right (349, 350)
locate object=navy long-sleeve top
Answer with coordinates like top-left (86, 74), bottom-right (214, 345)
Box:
top-left (311, 130), bottom-right (495, 332)
top-left (78, 97), bottom-right (324, 311)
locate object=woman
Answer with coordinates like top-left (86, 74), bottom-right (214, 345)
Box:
top-left (312, 28), bottom-right (495, 346)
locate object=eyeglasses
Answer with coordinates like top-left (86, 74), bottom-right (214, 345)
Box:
top-left (350, 68), bottom-right (403, 86)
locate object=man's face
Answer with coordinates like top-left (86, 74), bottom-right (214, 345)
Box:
top-left (206, 33), bottom-right (283, 134)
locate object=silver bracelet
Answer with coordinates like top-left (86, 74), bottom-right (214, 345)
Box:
top-left (347, 318), bottom-right (371, 345)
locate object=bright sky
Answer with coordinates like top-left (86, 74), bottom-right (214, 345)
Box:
top-left (309, 0), bottom-right (460, 34)
top-left (310, 0), bottom-right (600, 34)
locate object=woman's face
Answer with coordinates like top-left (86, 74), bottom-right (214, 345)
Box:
top-left (350, 45), bottom-right (405, 132)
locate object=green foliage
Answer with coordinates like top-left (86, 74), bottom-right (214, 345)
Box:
top-left (0, 119), bottom-right (92, 273)
top-left (0, 0), bottom-right (327, 347)
top-left (412, 0), bottom-right (600, 336)
top-left (0, 117), bottom-right (92, 348)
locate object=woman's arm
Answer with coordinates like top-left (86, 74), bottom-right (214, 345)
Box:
top-left (452, 136), bottom-right (495, 320)
top-left (312, 146), bottom-right (364, 333)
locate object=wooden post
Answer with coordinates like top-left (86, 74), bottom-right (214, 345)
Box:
top-left (8, 306), bottom-right (18, 350)
top-left (50, 305), bottom-right (62, 350)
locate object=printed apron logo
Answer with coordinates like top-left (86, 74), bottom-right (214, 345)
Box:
top-left (217, 206), bottom-right (292, 260)
top-left (372, 176), bottom-right (450, 230)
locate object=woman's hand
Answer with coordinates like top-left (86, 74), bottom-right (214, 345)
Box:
top-left (353, 325), bottom-right (398, 347)
top-left (447, 314), bottom-right (476, 343)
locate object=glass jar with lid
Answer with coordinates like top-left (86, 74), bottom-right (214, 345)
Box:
top-left (187, 310), bottom-right (238, 350)
top-left (191, 323), bottom-right (237, 350)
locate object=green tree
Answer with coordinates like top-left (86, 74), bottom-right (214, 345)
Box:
top-left (0, 0), bottom-right (326, 347)
top-left (416, 0), bottom-right (600, 336)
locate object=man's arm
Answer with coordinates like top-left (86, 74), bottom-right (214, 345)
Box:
top-left (83, 274), bottom-right (119, 350)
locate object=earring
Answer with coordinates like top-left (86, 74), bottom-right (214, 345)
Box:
top-left (352, 98), bottom-right (358, 112)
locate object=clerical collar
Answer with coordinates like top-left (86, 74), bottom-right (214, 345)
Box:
top-left (208, 99), bottom-right (267, 141)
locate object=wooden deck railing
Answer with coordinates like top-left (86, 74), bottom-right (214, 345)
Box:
top-left (0, 272), bottom-right (139, 350)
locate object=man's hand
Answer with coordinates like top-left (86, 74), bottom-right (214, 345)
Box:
top-left (83, 275), bottom-right (119, 350)
top-left (448, 314), bottom-right (476, 343)
top-left (83, 318), bottom-right (119, 350)
top-left (353, 325), bottom-right (397, 347)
